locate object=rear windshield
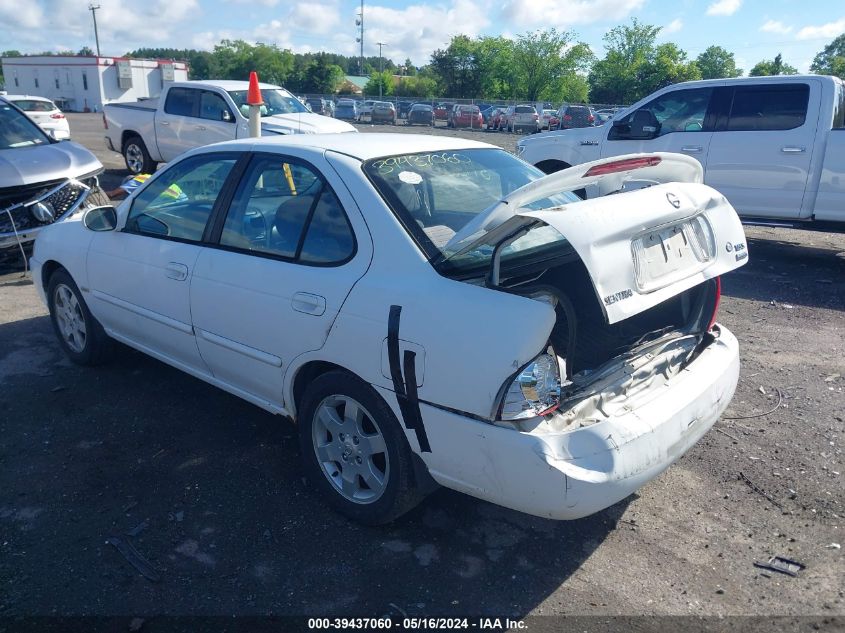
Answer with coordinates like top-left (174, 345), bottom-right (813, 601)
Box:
top-left (460, 106), bottom-right (480, 113)
top-left (515, 106), bottom-right (535, 113)
top-left (10, 99), bottom-right (56, 112)
top-left (412, 105), bottom-right (432, 111)
top-left (363, 148), bottom-right (578, 273)
top-left (0, 103), bottom-right (50, 149)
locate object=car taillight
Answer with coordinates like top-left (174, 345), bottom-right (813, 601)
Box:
top-left (533, 113), bottom-right (538, 120)
top-left (707, 277), bottom-right (721, 331)
top-left (102, 113), bottom-right (108, 129)
top-left (588, 115), bottom-right (594, 122)
top-left (51, 113), bottom-right (65, 119)
top-left (583, 155), bottom-right (661, 177)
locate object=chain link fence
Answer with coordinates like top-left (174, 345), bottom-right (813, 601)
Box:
top-left (297, 92), bottom-right (627, 135)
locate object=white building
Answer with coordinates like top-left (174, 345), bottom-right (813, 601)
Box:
top-left (1, 55), bottom-right (189, 112)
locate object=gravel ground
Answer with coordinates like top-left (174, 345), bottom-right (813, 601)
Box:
top-left (0, 114), bottom-right (843, 628)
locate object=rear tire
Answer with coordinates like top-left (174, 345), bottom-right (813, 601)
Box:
top-left (47, 269), bottom-right (112, 365)
top-left (122, 136), bottom-right (156, 175)
top-left (298, 370), bottom-right (425, 525)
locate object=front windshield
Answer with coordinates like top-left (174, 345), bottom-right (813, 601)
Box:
top-left (363, 148), bottom-right (578, 273)
top-left (0, 103), bottom-right (50, 149)
top-left (227, 88), bottom-right (309, 118)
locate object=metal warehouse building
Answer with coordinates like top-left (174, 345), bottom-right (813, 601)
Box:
top-left (1, 56), bottom-right (189, 112)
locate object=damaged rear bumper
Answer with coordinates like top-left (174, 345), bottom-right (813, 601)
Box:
top-left (415, 325), bottom-right (740, 520)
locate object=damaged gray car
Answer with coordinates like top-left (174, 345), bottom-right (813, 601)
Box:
top-left (0, 97), bottom-right (106, 265)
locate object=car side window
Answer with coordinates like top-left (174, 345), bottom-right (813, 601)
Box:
top-left (125, 154), bottom-right (237, 241)
top-left (726, 84), bottom-right (809, 131)
top-left (219, 156), bottom-right (355, 264)
top-left (164, 88), bottom-right (198, 117)
top-left (199, 91), bottom-right (232, 122)
top-left (834, 81), bottom-right (845, 129)
top-left (298, 189), bottom-right (355, 264)
top-left (611, 88), bottom-right (713, 139)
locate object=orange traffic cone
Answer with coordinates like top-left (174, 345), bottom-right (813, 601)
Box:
top-left (247, 71), bottom-right (264, 105)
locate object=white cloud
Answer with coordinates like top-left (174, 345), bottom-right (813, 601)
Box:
top-left (0, 0), bottom-right (42, 30)
top-left (796, 17), bottom-right (845, 40)
top-left (231, 0), bottom-right (279, 5)
top-left (499, 0), bottom-right (645, 30)
top-left (760, 19), bottom-right (792, 35)
top-left (0, 0), bottom-right (200, 53)
top-left (706, 0), bottom-right (741, 17)
top-left (662, 19), bottom-right (684, 35)
top-left (359, 0), bottom-right (491, 64)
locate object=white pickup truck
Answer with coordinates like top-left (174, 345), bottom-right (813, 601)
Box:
top-left (104, 80), bottom-right (357, 174)
top-left (517, 75), bottom-right (845, 228)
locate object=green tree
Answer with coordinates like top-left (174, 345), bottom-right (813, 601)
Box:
top-left (750, 53), bottom-right (798, 76)
top-left (298, 54), bottom-right (344, 93)
top-left (696, 45), bottom-right (742, 79)
top-left (810, 34), bottom-right (845, 78)
top-left (430, 35), bottom-right (482, 98)
top-left (510, 29), bottom-right (593, 102)
top-left (401, 58), bottom-right (417, 76)
top-left (364, 70), bottom-right (393, 97)
top-left (209, 40), bottom-right (294, 86)
top-left (78, 46), bottom-right (95, 56)
top-left (394, 75), bottom-right (438, 97)
top-left (588, 19), bottom-right (699, 104)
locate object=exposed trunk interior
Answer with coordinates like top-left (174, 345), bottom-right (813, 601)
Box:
top-left (503, 257), bottom-right (719, 379)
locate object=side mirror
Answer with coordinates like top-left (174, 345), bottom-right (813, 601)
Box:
top-left (609, 109), bottom-right (660, 140)
top-left (83, 205), bottom-right (117, 232)
top-left (222, 110), bottom-right (233, 122)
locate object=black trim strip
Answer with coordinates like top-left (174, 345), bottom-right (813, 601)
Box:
top-left (387, 305), bottom-right (405, 397)
top-left (403, 350), bottom-right (431, 452)
top-left (386, 305), bottom-right (431, 453)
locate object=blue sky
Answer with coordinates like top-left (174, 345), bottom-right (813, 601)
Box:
top-left (0, 0), bottom-right (842, 73)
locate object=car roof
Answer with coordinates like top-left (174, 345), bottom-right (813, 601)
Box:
top-left (224, 133), bottom-right (496, 161)
top-left (3, 94), bottom-right (55, 103)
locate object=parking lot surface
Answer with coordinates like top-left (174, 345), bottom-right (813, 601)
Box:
top-left (1, 114), bottom-right (843, 623)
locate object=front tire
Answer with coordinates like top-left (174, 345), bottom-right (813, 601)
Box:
top-left (298, 371), bottom-right (424, 524)
top-left (47, 269), bottom-right (112, 365)
top-left (122, 136), bottom-right (156, 175)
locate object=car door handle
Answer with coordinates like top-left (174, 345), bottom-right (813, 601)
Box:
top-left (164, 262), bottom-right (188, 281)
top-left (781, 146), bottom-right (806, 153)
top-left (160, 120), bottom-right (170, 126)
top-left (681, 146), bottom-right (703, 153)
top-left (195, 125), bottom-right (206, 131)
top-left (292, 292), bottom-right (326, 316)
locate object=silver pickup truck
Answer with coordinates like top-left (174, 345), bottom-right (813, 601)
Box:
top-left (104, 80), bottom-right (357, 174)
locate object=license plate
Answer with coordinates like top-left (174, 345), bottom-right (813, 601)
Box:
top-left (632, 222), bottom-right (706, 292)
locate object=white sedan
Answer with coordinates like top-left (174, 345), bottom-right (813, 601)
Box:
top-left (4, 95), bottom-right (71, 140)
top-left (31, 135), bottom-right (748, 524)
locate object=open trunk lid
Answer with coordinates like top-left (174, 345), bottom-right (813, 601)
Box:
top-left (443, 153), bottom-right (749, 324)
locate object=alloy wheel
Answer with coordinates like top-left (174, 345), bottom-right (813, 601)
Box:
top-left (312, 394), bottom-right (389, 504)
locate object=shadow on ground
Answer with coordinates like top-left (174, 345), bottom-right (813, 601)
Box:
top-left (721, 235), bottom-right (845, 311)
top-left (0, 315), bottom-right (628, 618)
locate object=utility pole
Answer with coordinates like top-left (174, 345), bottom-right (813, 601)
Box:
top-left (355, 0), bottom-right (364, 76)
top-left (88, 4), bottom-right (101, 56)
top-left (377, 42), bottom-right (386, 98)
